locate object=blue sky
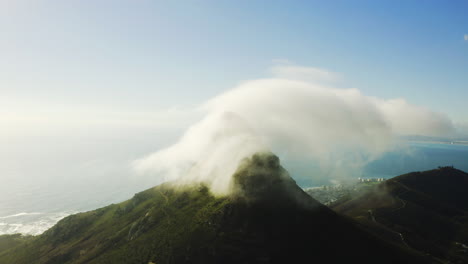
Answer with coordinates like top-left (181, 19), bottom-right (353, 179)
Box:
top-left (1, 0), bottom-right (468, 221)
top-left (1, 0), bottom-right (467, 122)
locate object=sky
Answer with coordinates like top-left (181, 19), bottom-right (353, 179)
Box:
top-left (1, 0), bottom-right (467, 120)
top-left (0, 1), bottom-right (467, 195)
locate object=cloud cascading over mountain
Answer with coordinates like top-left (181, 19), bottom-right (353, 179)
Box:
top-left (134, 66), bottom-right (454, 194)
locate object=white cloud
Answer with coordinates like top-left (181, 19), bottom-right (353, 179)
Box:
top-left (270, 62), bottom-right (340, 83)
top-left (377, 98), bottom-right (453, 136)
top-left (464, 34), bottom-right (468, 41)
top-left (134, 66), bottom-right (455, 194)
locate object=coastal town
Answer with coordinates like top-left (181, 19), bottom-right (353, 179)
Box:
top-left (304, 177), bottom-right (386, 205)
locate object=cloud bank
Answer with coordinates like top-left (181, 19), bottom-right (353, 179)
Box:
top-left (134, 66), bottom-right (454, 194)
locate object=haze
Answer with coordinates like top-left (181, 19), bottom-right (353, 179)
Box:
top-left (1, 1), bottom-right (467, 221)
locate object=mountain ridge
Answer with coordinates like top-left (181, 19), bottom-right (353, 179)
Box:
top-left (0, 152), bottom-right (431, 263)
top-left (332, 167), bottom-right (468, 263)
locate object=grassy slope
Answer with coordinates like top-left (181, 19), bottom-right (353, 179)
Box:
top-left (0, 234), bottom-right (33, 255)
top-left (332, 167), bottom-right (468, 263)
top-left (0, 183), bottom-right (231, 264)
top-left (0, 153), bottom-right (433, 264)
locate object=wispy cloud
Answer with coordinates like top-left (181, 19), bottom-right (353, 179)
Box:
top-left (270, 61), bottom-right (340, 83)
top-left (464, 34), bottom-right (468, 41)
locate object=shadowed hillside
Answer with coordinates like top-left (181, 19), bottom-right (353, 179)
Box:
top-left (0, 153), bottom-right (431, 264)
top-left (0, 234), bottom-right (33, 255)
top-left (332, 167), bottom-right (468, 264)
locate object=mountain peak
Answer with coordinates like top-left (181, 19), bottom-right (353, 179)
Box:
top-left (229, 152), bottom-right (320, 209)
top-left (0, 151), bottom-right (430, 264)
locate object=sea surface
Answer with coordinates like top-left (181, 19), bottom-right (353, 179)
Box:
top-left (364, 142), bottom-right (468, 178)
top-left (290, 141), bottom-right (468, 189)
top-left (1, 141), bottom-right (467, 235)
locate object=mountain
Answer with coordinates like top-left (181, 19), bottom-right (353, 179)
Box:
top-left (332, 167), bottom-right (468, 264)
top-left (0, 153), bottom-right (430, 264)
top-left (0, 234), bottom-right (33, 255)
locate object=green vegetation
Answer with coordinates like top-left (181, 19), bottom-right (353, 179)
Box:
top-left (0, 182), bottom-right (231, 264)
top-left (0, 153), bottom-right (432, 264)
top-left (0, 234), bottom-right (34, 255)
top-left (332, 167), bottom-right (468, 263)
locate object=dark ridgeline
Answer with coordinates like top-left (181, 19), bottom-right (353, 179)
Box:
top-left (0, 153), bottom-right (431, 264)
top-left (333, 166), bottom-right (468, 264)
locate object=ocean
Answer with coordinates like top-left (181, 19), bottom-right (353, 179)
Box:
top-left (1, 141), bottom-right (467, 235)
top-left (364, 142), bottom-right (468, 178)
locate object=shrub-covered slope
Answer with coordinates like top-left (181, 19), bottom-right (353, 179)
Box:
top-left (0, 153), bottom-right (430, 264)
top-left (0, 234), bottom-right (33, 255)
top-left (332, 167), bottom-right (468, 263)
